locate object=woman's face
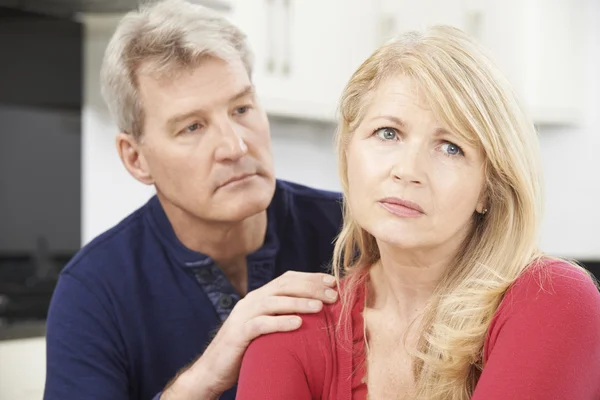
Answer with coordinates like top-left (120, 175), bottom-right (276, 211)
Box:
top-left (346, 75), bottom-right (486, 254)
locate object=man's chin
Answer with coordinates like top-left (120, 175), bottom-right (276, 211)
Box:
top-left (212, 176), bottom-right (275, 221)
top-left (207, 200), bottom-right (265, 225)
top-left (215, 173), bottom-right (274, 192)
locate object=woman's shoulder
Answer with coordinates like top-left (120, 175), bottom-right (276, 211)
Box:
top-left (242, 279), bottom-right (364, 371)
top-left (257, 296), bottom-right (345, 344)
top-left (246, 304), bottom-right (339, 358)
top-left (239, 301), bottom-right (343, 397)
top-left (481, 258), bottom-right (600, 393)
top-left (507, 258), bottom-right (598, 302)
top-left (493, 258), bottom-right (600, 329)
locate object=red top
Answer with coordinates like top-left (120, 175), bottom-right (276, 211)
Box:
top-left (237, 260), bottom-right (600, 399)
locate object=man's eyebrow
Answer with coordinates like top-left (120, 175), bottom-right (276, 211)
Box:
top-left (165, 110), bottom-right (201, 132)
top-left (229, 85), bottom-right (255, 103)
top-left (165, 85), bottom-right (256, 131)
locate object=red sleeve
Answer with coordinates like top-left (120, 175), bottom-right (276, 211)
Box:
top-left (473, 262), bottom-right (600, 400)
top-left (236, 313), bottom-right (329, 400)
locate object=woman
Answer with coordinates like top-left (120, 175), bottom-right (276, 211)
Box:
top-left (236, 26), bottom-right (600, 399)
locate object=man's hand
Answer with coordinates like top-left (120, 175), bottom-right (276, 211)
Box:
top-left (161, 271), bottom-right (338, 399)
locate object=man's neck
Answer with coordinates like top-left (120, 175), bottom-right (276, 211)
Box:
top-left (158, 194), bottom-right (268, 295)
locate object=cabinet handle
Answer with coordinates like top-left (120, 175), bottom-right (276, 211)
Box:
top-left (380, 15), bottom-right (396, 43)
top-left (466, 9), bottom-right (483, 41)
top-left (265, 0), bottom-right (276, 73)
top-left (281, 0), bottom-right (291, 76)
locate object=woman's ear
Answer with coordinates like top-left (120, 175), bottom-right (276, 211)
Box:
top-left (116, 133), bottom-right (154, 185)
top-left (476, 180), bottom-right (489, 214)
top-left (475, 189), bottom-right (490, 215)
top-left (475, 165), bottom-right (492, 214)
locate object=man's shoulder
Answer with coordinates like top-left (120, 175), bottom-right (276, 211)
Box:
top-left (275, 179), bottom-right (342, 204)
top-left (274, 179), bottom-right (343, 223)
top-left (61, 198), bottom-right (153, 279)
top-left (272, 180), bottom-right (344, 248)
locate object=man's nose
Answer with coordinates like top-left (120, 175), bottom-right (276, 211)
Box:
top-left (214, 120), bottom-right (248, 162)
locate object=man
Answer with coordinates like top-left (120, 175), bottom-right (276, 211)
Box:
top-left (43, 1), bottom-right (342, 399)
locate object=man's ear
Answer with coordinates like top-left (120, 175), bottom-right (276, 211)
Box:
top-left (116, 133), bottom-right (154, 185)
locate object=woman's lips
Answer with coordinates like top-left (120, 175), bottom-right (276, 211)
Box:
top-left (378, 197), bottom-right (424, 217)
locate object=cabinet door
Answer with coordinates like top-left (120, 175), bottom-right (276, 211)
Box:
top-left (377, 0), bottom-right (582, 126)
top-left (228, 0), bottom-right (378, 121)
top-left (467, 0), bottom-right (582, 125)
top-left (287, 0), bottom-right (380, 120)
top-left (379, 0), bottom-right (467, 38)
top-left (227, 0), bottom-right (292, 115)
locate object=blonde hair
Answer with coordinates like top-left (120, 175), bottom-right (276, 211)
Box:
top-left (332, 25), bottom-right (584, 399)
top-left (100, 0), bottom-right (253, 139)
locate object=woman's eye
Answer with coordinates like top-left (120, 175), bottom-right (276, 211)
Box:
top-left (441, 142), bottom-right (464, 156)
top-left (374, 127), bottom-right (398, 141)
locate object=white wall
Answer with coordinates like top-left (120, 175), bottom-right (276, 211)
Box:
top-left (537, 0), bottom-right (600, 259)
top-left (82, 24), bottom-right (156, 244)
top-left (82, 4), bottom-right (600, 259)
top-left (269, 117), bottom-right (340, 192)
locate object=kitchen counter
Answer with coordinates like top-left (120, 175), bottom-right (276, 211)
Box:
top-left (0, 320), bottom-right (46, 341)
top-left (0, 335), bottom-right (46, 400)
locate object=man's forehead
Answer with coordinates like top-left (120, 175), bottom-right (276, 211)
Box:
top-left (137, 55), bottom-right (247, 86)
top-left (138, 58), bottom-right (252, 110)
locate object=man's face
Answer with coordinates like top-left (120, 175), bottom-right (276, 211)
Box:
top-left (133, 56), bottom-right (275, 223)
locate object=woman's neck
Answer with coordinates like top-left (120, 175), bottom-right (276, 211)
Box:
top-left (368, 242), bottom-right (457, 320)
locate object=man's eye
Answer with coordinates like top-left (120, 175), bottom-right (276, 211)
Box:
top-left (374, 127), bottom-right (398, 141)
top-left (184, 123), bottom-right (201, 133)
top-left (234, 106), bottom-right (251, 115)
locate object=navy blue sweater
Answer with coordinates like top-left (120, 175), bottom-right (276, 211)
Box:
top-left (44, 180), bottom-right (343, 400)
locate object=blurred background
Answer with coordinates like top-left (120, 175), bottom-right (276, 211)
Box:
top-left (0, 0), bottom-right (598, 398)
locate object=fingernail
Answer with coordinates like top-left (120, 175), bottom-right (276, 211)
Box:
top-left (308, 300), bottom-right (322, 310)
top-left (289, 317), bottom-right (302, 327)
top-left (323, 275), bottom-right (335, 285)
top-left (325, 289), bottom-right (337, 299)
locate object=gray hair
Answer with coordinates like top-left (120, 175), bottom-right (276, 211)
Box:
top-left (100, 0), bottom-right (254, 139)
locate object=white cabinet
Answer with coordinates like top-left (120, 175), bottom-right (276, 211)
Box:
top-left (467, 0), bottom-right (583, 125)
top-left (379, 0), bottom-right (583, 126)
top-left (227, 0), bottom-right (378, 122)
top-left (84, 1), bottom-right (582, 126)
top-left (379, 0), bottom-right (468, 36)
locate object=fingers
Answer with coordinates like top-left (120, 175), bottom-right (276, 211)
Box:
top-left (265, 271), bottom-right (339, 304)
top-left (219, 272), bottom-right (340, 347)
top-left (257, 295), bottom-right (324, 315)
top-left (242, 315), bottom-right (303, 341)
